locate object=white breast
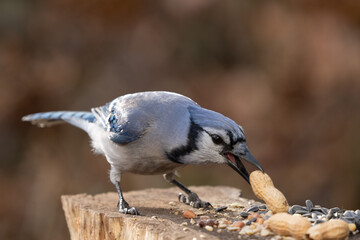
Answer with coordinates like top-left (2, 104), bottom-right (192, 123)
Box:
top-left (88, 124), bottom-right (181, 174)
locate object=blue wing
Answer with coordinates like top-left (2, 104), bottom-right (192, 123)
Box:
top-left (92, 100), bottom-right (149, 145)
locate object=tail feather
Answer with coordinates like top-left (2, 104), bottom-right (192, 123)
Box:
top-left (22, 111), bottom-right (96, 131)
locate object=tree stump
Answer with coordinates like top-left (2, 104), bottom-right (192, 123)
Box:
top-left (61, 186), bottom-right (252, 240)
top-left (61, 186), bottom-right (360, 240)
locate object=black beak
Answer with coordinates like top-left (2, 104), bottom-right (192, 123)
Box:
top-left (225, 151), bottom-right (263, 184)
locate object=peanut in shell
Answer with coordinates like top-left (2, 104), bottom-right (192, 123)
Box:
top-left (267, 212), bottom-right (311, 239)
top-left (249, 170), bottom-right (289, 213)
top-left (306, 219), bottom-right (349, 240)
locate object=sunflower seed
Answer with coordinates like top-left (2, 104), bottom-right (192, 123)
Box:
top-left (341, 217), bottom-right (352, 223)
top-left (321, 208), bottom-right (329, 214)
top-left (311, 213), bottom-right (318, 220)
top-left (258, 204), bottom-right (267, 210)
top-left (247, 206), bottom-right (260, 212)
top-left (240, 212), bottom-right (249, 218)
top-left (344, 216), bottom-right (355, 221)
top-left (314, 219), bottom-right (325, 224)
top-left (355, 218), bottom-right (360, 229)
top-left (312, 211), bottom-right (324, 216)
top-left (326, 208), bottom-right (337, 219)
top-left (245, 218), bottom-right (257, 225)
top-left (215, 206), bottom-right (227, 212)
top-left (306, 200), bottom-right (313, 212)
top-left (289, 205), bottom-right (307, 214)
top-left (295, 210), bottom-right (308, 215)
top-left (344, 210), bottom-right (355, 218)
top-left (311, 207), bottom-right (327, 214)
top-left (330, 207), bottom-right (340, 212)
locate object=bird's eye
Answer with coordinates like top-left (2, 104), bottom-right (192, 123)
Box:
top-left (210, 134), bottom-right (224, 145)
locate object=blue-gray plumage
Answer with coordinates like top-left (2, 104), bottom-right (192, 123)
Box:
top-left (22, 91), bottom-right (263, 215)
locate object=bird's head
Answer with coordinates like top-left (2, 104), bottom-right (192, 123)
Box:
top-left (198, 126), bottom-right (263, 183)
top-left (185, 106), bottom-right (264, 183)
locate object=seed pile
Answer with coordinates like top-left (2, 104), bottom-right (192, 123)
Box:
top-left (177, 202), bottom-right (359, 239)
top-left (179, 203), bottom-right (275, 237)
top-left (288, 199), bottom-right (360, 231)
top-left (173, 170), bottom-right (359, 239)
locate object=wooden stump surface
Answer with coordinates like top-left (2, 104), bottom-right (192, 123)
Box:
top-left (61, 186), bottom-right (253, 240)
top-left (61, 186), bottom-right (360, 240)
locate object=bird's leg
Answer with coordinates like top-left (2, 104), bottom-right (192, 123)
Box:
top-left (114, 181), bottom-right (139, 215)
top-left (163, 173), bottom-right (212, 209)
top-left (173, 179), bottom-right (213, 209)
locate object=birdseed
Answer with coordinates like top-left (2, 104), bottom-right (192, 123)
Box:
top-left (287, 199), bottom-right (360, 233)
top-left (175, 198), bottom-right (359, 239)
top-left (204, 225), bottom-right (213, 232)
top-left (215, 206), bottom-right (228, 212)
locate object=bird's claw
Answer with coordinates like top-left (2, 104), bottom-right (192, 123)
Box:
top-left (119, 207), bottom-right (139, 215)
top-left (178, 193), bottom-right (213, 209)
top-left (117, 200), bottom-right (139, 215)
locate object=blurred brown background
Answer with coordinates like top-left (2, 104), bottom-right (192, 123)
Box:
top-left (1, 0), bottom-right (360, 239)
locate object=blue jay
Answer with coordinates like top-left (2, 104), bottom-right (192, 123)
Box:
top-left (22, 91), bottom-right (263, 215)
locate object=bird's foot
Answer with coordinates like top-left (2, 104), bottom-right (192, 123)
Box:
top-left (117, 200), bottom-right (139, 215)
top-left (119, 207), bottom-right (139, 215)
top-left (178, 192), bottom-right (213, 209)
